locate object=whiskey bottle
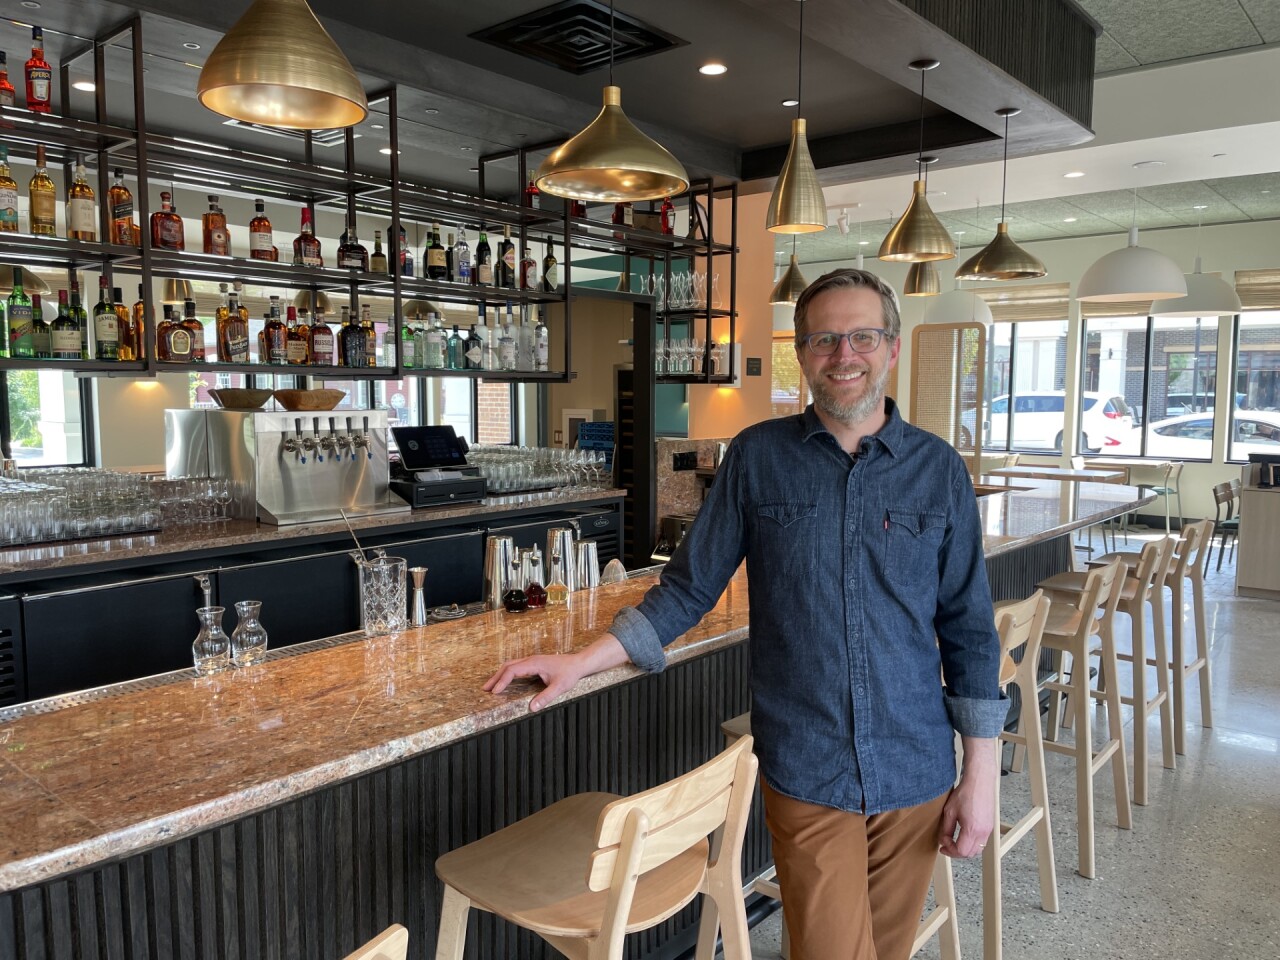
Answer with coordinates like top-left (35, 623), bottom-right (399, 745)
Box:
top-left (150, 191), bottom-right (184, 250)
top-left (426, 222), bottom-right (447, 280)
top-left (112, 287), bottom-right (136, 361)
top-left (446, 324), bottom-right (465, 370)
top-left (69, 280), bottom-right (88, 359)
top-left (338, 306), bottom-right (363, 368)
top-left (569, 199), bottom-right (587, 219)
top-left (160, 304), bottom-right (193, 363)
top-left (369, 230), bottom-right (388, 273)
top-left (108, 169), bottom-right (134, 245)
top-left (497, 226), bottom-right (516, 289)
top-left (338, 220), bottom-right (368, 270)
top-left (309, 309), bottom-right (334, 366)
top-left (0, 146), bottom-right (18, 233)
top-left (611, 202), bottom-right (633, 227)
top-left (131, 284), bottom-right (149, 362)
top-left (51, 290), bottom-right (79, 361)
top-left (519, 247), bottom-right (537, 290)
top-left (263, 297), bottom-right (287, 365)
top-left (453, 230), bottom-right (472, 284)
top-left (292, 207), bottom-right (323, 267)
top-left (216, 283), bottom-right (250, 363)
top-left (534, 307), bottom-right (550, 372)
top-left (24, 27), bottom-right (51, 114)
top-left (67, 156), bottom-right (96, 241)
top-left (202, 195), bottom-right (230, 255)
top-left (181, 298), bottom-right (207, 362)
top-left (92, 278), bottom-right (118, 361)
top-left (542, 240), bottom-right (559, 292)
top-left (361, 304), bottom-right (377, 366)
top-left (287, 305), bottom-right (310, 365)
top-left (249, 199), bottom-right (274, 261)
top-left (7, 273), bottom-right (32, 358)
top-left (0, 52), bottom-right (15, 107)
top-left (474, 231), bottom-right (493, 286)
top-left (28, 144), bottom-right (56, 236)
top-left (31, 294), bottom-right (50, 358)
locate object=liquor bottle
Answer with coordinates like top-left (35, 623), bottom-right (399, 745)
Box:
top-left (421, 313), bottom-right (444, 369)
top-left (369, 230), bottom-right (388, 273)
top-left (612, 202), bottom-right (633, 227)
top-left (338, 220), bottom-right (369, 270)
top-left (292, 207), bottom-right (323, 267)
top-left (69, 279), bottom-right (88, 359)
top-left (497, 226), bottom-right (516, 289)
top-left (0, 52), bottom-right (15, 107)
top-left (474, 231), bottom-right (493, 286)
top-left (542, 240), bottom-right (560, 293)
top-left (498, 309), bottom-right (516, 372)
top-left (25, 27), bottom-right (51, 114)
top-left (338, 306), bottom-right (362, 367)
top-left (309, 309), bottom-right (334, 366)
top-left (480, 307), bottom-right (497, 371)
top-left (93, 277), bottom-right (119, 361)
top-left (51, 290), bottom-right (79, 361)
top-left (31, 293), bottom-right (49, 358)
top-left (108, 169), bottom-right (134, 245)
top-left (465, 313), bottom-right (484, 371)
top-left (287, 305), bottom-right (310, 365)
top-left (0, 146), bottom-right (18, 232)
top-left (6, 275), bottom-right (31, 358)
top-left (445, 231), bottom-right (455, 281)
top-left (519, 247), bottom-right (537, 290)
top-left (263, 296), bottom-right (287, 365)
top-left (521, 303), bottom-right (538, 371)
top-left (569, 199), bottom-right (587, 219)
top-left (202, 195), bottom-right (229, 255)
top-left (113, 287), bottom-right (137, 361)
top-left (426, 222), bottom-right (447, 280)
top-left (180, 298), bottom-right (206, 362)
top-left (28, 144), bottom-right (56, 236)
top-left (534, 307), bottom-right (550, 371)
top-left (453, 230), bottom-right (472, 285)
top-left (248, 199), bottom-right (273, 260)
top-left (67, 156), bottom-right (96, 241)
top-left (389, 221), bottom-right (412, 276)
top-left (361, 304), bottom-right (377, 366)
top-left (398, 311), bottom-right (416, 369)
top-left (212, 284), bottom-right (243, 364)
top-left (523, 179), bottom-right (540, 209)
top-left (150, 191), bottom-right (184, 250)
top-left (446, 324), bottom-right (465, 370)
top-left (131, 284), bottom-right (149, 362)
top-left (162, 304), bottom-right (194, 363)
top-left (660, 196), bottom-right (675, 234)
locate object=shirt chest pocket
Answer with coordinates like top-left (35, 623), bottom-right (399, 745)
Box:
top-left (756, 501), bottom-right (818, 563)
top-left (883, 508), bottom-right (947, 584)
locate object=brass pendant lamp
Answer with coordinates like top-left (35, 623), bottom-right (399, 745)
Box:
top-left (162, 279), bottom-right (193, 304)
top-left (0, 265), bottom-right (51, 295)
top-left (198, 0), bottom-right (369, 130)
top-left (766, 0), bottom-right (827, 233)
top-left (955, 108), bottom-right (1046, 281)
top-left (770, 239), bottom-right (809, 305)
top-left (294, 289), bottom-right (335, 315)
top-left (904, 261), bottom-right (940, 296)
top-left (880, 60), bottom-right (953, 262)
top-left (535, 2), bottom-right (688, 202)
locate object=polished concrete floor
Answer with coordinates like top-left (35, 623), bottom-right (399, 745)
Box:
top-left (746, 535), bottom-right (1280, 960)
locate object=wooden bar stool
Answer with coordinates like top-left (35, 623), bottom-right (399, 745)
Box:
top-left (987, 591), bottom-right (1058, 960)
top-left (345, 925), bottom-right (408, 960)
top-left (1031, 557), bottom-right (1132, 879)
top-left (1041, 538), bottom-right (1176, 807)
top-left (717, 712), bottom-right (961, 960)
top-left (433, 737), bottom-right (758, 960)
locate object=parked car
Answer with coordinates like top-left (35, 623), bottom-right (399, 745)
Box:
top-left (1116, 409), bottom-right (1280, 459)
top-left (960, 391), bottom-right (1135, 453)
top-left (1163, 392), bottom-right (1246, 417)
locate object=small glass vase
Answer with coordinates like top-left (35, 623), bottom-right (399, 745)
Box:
top-left (193, 605), bottom-right (230, 676)
top-left (230, 600), bottom-right (269, 667)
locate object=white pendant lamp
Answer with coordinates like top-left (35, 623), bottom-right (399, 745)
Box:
top-left (1077, 185), bottom-right (1186, 302)
top-left (1150, 210), bottom-right (1242, 317)
top-left (766, 0), bottom-right (826, 233)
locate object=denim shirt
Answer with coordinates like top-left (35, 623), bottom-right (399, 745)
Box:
top-left (610, 400), bottom-right (1007, 815)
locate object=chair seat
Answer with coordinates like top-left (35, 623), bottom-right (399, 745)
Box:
top-left (1219, 518), bottom-right (1239, 530)
top-left (436, 792), bottom-right (710, 939)
top-left (1043, 601), bottom-right (1087, 638)
top-left (1039, 569), bottom-right (1140, 602)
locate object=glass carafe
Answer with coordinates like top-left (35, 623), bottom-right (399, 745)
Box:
top-left (230, 600), bottom-right (269, 666)
top-left (193, 605), bottom-right (230, 675)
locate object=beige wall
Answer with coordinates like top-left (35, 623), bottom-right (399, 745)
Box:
top-left (545, 298), bottom-right (634, 446)
top-left (93, 374), bottom-right (189, 470)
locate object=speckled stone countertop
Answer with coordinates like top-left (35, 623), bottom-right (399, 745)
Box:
top-left (0, 488), bottom-right (625, 580)
top-left (0, 479), bottom-right (1152, 892)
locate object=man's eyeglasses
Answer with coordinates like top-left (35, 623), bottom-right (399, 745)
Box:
top-left (802, 329), bottom-right (888, 355)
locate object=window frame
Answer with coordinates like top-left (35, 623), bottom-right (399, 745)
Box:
top-left (770, 331), bottom-right (809, 418)
top-left (1, 370), bottom-right (96, 469)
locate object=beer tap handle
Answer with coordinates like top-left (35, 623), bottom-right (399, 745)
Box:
top-left (363, 415), bottom-right (372, 459)
top-left (293, 418), bottom-right (306, 464)
top-left (313, 417), bottom-right (324, 463)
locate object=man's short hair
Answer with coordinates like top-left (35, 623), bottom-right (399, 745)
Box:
top-left (793, 268), bottom-right (902, 346)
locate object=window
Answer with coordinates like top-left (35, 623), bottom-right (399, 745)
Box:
top-left (771, 333), bottom-right (806, 417)
top-left (4, 369), bottom-right (92, 467)
top-left (1230, 303), bottom-right (1280, 461)
top-left (976, 320), bottom-right (1070, 452)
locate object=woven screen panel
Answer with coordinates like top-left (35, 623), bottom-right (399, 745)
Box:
top-left (910, 322), bottom-right (986, 476)
top-left (1235, 269), bottom-right (1280, 311)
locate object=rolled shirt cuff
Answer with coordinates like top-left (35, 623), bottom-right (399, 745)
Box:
top-left (944, 691), bottom-right (1009, 739)
top-left (609, 606), bottom-right (667, 674)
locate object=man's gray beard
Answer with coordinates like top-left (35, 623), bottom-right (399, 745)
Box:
top-left (809, 362), bottom-right (890, 426)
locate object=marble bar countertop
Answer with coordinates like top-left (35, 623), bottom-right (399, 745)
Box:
top-left (0, 479), bottom-right (1151, 892)
top-left (0, 488), bottom-right (625, 581)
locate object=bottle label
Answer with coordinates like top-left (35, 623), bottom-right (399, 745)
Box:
top-left (428, 248), bottom-right (447, 270)
top-left (0, 186), bottom-right (17, 228)
top-left (31, 190), bottom-right (55, 226)
top-left (29, 70), bottom-right (50, 104)
top-left (250, 230), bottom-right (273, 252)
top-left (0, 88), bottom-right (14, 107)
top-left (520, 263), bottom-right (536, 289)
top-left (477, 263), bottom-right (493, 285)
top-left (456, 255), bottom-right (471, 283)
top-left (465, 343), bottom-right (483, 367)
top-left (227, 332), bottom-right (250, 363)
top-left (339, 251), bottom-right (364, 269)
top-left (502, 248), bottom-right (516, 272)
top-left (158, 218), bottom-right (183, 247)
top-left (545, 264), bottom-right (559, 289)
top-left (206, 223), bottom-right (229, 256)
top-left (69, 198), bottom-right (96, 236)
top-left (286, 340), bottom-right (308, 363)
top-left (51, 329), bottom-right (79, 356)
top-left (536, 337), bottom-right (549, 367)
top-left (297, 245), bottom-right (323, 268)
top-left (111, 198), bottom-right (133, 223)
top-left (401, 334), bottom-right (416, 367)
top-left (32, 323), bottom-right (50, 356)
top-left (94, 310), bottom-right (119, 342)
top-left (8, 304), bottom-right (32, 346)
top-left (499, 339), bottom-right (516, 368)
top-left (167, 328), bottom-right (193, 361)
top-left (311, 331), bottom-right (334, 364)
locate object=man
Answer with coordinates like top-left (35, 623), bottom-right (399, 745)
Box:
top-left (487, 268), bottom-right (1005, 960)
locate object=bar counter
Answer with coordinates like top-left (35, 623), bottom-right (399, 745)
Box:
top-left (0, 479), bottom-right (1153, 960)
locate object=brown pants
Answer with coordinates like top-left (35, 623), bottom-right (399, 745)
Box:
top-left (762, 780), bottom-right (949, 960)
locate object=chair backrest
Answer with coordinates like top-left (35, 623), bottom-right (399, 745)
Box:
top-left (588, 734), bottom-right (757, 892)
top-left (342, 925), bottom-right (408, 960)
top-left (1069, 455), bottom-right (1086, 470)
top-left (1074, 556), bottom-right (1126, 634)
top-left (1212, 481), bottom-right (1234, 521)
top-left (994, 590), bottom-right (1051, 693)
top-left (1003, 453), bottom-right (1021, 467)
top-left (1177, 518), bottom-right (1215, 580)
top-left (1131, 536), bottom-right (1176, 594)
top-left (1166, 460), bottom-right (1185, 482)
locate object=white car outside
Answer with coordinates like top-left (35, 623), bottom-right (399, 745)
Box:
top-left (961, 390), bottom-right (1135, 453)
top-left (1116, 409), bottom-right (1280, 459)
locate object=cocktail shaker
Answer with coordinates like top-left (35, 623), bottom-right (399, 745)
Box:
top-left (483, 536), bottom-right (515, 610)
top-left (546, 528), bottom-right (576, 596)
top-left (574, 540), bottom-right (600, 590)
top-left (410, 566), bottom-right (429, 626)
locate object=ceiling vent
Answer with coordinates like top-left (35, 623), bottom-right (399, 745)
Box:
top-left (471, 0), bottom-right (686, 75)
top-left (221, 119), bottom-right (352, 148)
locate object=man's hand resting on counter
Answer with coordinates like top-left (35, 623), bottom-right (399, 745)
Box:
top-left (484, 633), bottom-right (632, 711)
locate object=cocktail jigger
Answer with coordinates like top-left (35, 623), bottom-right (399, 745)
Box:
top-left (410, 566), bottom-right (429, 626)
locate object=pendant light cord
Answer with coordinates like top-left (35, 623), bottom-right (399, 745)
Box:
top-left (795, 0), bottom-right (804, 118)
top-left (918, 68), bottom-right (926, 176)
top-left (999, 113), bottom-right (1009, 222)
top-left (609, 0), bottom-right (615, 87)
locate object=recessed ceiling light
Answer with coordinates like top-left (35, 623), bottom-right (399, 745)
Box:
top-left (1263, 189), bottom-right (1272, 194)
top-left (183, 42), bottom-right (201, 50)
top-left (425, 108), bottom-right (439, 115)
top-left (1063, 217), bottom-right (1077, 222)
top-left (699, 62), bottom-right (727, 76)
top-left (955, 230), bottom-right (965, 235)
top-left (379, 147), bottom-right (401, 155)
top-left (469, 166), bottom-right (479, 173)
top-left (781, 98), bottom-right (799, 107)
top-left (1192, 204), bottom-right (1208, 210)
top-left (460, 146), bottom-right (473, 152)
top-left (858, 240), bottom-right (870, 245)
top-left (369, 123), bottom-right (384, 129)
top-left (20, 1), bottom-right (40, 8)
top-left (1063, 171), bottom-right (1085, 178)
top-left (72, 80), bottom-right (96, 92)
top-left (1132, 160), bottom-right (1165, 169)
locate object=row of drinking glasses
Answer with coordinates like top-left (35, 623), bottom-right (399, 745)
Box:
top-left (636, 271), bottom-right (723, 310)
top-left (156, 476), bottom-right (238, 525)
top-left (655, 340), bottom-right (731, 377)
top-left (0, 470), bottom-right (165, 546)
top-left (468, 445), bottom-right (612, 494)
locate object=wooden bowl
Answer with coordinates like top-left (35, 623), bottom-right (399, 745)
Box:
top-left (272, 388), bottom-right (347, 412)
top-left (208, 388), bottom-right (274, 411)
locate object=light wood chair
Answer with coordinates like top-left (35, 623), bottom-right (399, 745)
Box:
top-left (1042, 537), bottom-right (1176, 807)
top-left (716, 712), bottom-right (960, 960)
top-left (1031, 557), bottom-right (1133, 879)
top-left (987, 592), bottom-right (1058, 960)
top-left (433, 737), bottom-right (758, 960)
top-left (344, 925), bottom-right (408, 960)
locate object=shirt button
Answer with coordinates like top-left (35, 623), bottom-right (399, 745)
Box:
top-left (856, 686), bottom-right (866, 697)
